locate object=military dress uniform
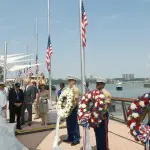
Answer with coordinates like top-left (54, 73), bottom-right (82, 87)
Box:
top-left (64, 76), bottom-right (80, 145)
top-left (94, 78), bottom-right (112, 150)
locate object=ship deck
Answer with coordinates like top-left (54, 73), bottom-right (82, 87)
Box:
top-left (16, 118), bottom-right (144, 150)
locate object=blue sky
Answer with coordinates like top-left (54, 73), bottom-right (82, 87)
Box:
top-left (0, 0), bottom-right (150, 78)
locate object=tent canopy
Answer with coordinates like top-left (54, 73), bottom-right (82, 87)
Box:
top-left (9, 63), bottom-right (41, 72)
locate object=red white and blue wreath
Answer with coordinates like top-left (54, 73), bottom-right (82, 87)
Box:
top-left (78, 90), bottom-right (107, 128)
top-left (127, 93), bottom-right (150, 147)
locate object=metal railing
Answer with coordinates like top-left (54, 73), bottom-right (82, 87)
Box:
top-left (109, 97), bottom-right (150, 124)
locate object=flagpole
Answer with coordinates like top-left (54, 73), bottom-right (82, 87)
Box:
top-left (27, 45), bottom-right (29, 78)
top-left (3, 41), bottom-right (7, 83)
top-left (48, 0), bottom-right (52, 108)
top-left (79, 0), bottom-right (85, 95)
top-left (83, 47), bottom-right (86, 81)
top-left (36, 18), bottom-right (39, 80)
top-left (79, 1), bottom-right (91, 150)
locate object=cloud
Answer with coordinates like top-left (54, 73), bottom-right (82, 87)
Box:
top-left (104, 14), bottom-right (120, 20)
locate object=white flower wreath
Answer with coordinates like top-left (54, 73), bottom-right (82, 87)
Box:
top-left (57, 87), bottom-right (74, 119)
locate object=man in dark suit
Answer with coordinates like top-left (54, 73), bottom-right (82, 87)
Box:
top-left (9, 83), bottom-right (24, 130)
top-left (21, 79), bottom-right (36, 126)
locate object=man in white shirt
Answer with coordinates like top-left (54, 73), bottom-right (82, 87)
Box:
top-left (0, 82), bottom-right (7, 118)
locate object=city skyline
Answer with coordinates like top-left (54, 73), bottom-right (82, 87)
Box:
top-left (1, 0), bottom-right (150, 78)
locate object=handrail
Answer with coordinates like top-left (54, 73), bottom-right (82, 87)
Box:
top-left (112, 97), bottom-right (136, 102)
top-left (110, 97), bottom-right (135, 124)
top-left (112, 97), bottom-right (136, 123)
top-left (110, 97), bottom-right (150, 124)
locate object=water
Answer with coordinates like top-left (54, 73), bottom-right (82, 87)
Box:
top-left (78, 83), bottom-right (150, 98)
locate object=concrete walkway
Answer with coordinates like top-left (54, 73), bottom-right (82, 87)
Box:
top-left (17, 120), bottom-right (144, 150)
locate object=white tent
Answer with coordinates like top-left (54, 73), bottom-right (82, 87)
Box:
top-left (0, 53), bottom-right (25, 58)
top-left (0, 53), bottom-right (33, 70)
top-left (9, 63), bottom-right (41, 72)
top-left (0, 54), bottom-right (32, 63)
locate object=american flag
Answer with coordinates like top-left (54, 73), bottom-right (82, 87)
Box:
top-left (82, 1), bottom-right (88, 47)
top-left (28, 62), bottom-right (33, 77)
top-left (46, 35), bottom-right (53, 72)
top-left (28, 66), bottom-right (33, 77)
top-left (22, 68), bottom-right (27, 78)
top-left (35, 54), bottom-right (38, 75)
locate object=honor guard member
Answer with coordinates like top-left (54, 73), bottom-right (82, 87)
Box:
top-left (0, 82), bottom-right (7, 118)
top-left (94, 78), bottom-right (112, 150)
top-left (63, 76), bottom-right (80, 146)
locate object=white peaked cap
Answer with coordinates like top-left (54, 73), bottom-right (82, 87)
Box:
top-left (67, 76), bottom-right (77, 81)
top-left (96, 77), bottom-right (106, 83)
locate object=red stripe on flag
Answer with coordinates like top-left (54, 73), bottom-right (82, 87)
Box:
top-left (81, 2), bottom-right (88, 47)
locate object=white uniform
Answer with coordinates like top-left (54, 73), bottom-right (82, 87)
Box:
top-left (0, 90), bottom-right (7, 118)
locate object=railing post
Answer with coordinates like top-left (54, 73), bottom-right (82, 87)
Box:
top-left (148, 112), bottom-right (150, 121)
top-left (121, 102), bottom-right (128, 123)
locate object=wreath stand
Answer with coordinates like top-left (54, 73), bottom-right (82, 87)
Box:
top-left (52, 114), bottom-right (61, 150)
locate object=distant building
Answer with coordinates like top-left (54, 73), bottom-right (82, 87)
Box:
top-left (122, 74), bottom-right (134, 80)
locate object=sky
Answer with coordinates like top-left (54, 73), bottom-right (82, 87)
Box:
top-left (0, 0), bottom-right (150, 79)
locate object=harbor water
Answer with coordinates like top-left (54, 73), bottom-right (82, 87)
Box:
top-left (87, 83), bottom-right (150, 98)
top-left (53, 83), bottom-right (150, 98)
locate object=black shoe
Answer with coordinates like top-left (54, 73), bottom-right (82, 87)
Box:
top-left (21, 122), bottom-right (25, 125)
top-left (71, 141), bottom-right (80, 146)
top-left (17, 127), bottom-right (22, 130)
top-left (63, 139), bottom-right (73, 143)
top-left (28, 123), bottom-right (31, 126)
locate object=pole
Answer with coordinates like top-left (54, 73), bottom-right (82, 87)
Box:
top-left (79, 1), bottom-right (91, 150)
top-left (36, 18), bottom-right (39, 80)
top-left (79, 0), bottom-right (85, 95)
top-left (83, 47), bottom-right (86, 81)
top-left (3, 41), bottom-right (7, 83)
top-left (48, 0), bottom-right (52, 108)
top-left (26, 45), bottom-right (29, 78)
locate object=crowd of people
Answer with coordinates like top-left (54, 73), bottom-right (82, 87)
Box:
top-left (0, 74), bottom-right (149, 150)
top-left (0, 74), bottom-right (50, 130)
top-left (0, 75), bottom-right (113, 150)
